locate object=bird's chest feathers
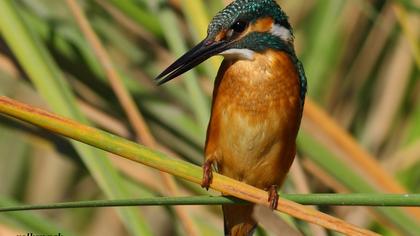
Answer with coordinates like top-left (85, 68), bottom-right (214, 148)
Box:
top-left (211, 51), bottom-right (301, 157)
top-left (215, 51), bottom-right (300, 124)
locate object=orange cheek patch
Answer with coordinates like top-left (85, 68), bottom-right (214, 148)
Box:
top-left (251, 17), bottom-right (274, 33)
top-left (215, 30), bottom-right (227, 42)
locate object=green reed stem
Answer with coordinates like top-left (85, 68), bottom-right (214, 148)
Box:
top-left (1, 194), bottom-right (419, 212)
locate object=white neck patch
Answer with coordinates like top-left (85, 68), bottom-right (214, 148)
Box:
top-left (220, 48), bottom-right (255, 60)
top-left (270, 24), bottom-right (293, 42)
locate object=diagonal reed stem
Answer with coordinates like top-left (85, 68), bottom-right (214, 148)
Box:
top-left (0, 96), bottom-right (379, 236)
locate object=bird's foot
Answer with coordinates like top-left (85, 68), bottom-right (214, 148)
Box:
top-left (201, 160), bottom-right (213, 190)
top-left (268, 185), bottom-right (279, 210)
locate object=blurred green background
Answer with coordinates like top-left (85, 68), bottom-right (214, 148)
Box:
top-left (0, 0), bottom-right (419, 235)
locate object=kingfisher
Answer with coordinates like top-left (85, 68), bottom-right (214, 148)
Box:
top-left (156, 0), bottom-right (307, 235)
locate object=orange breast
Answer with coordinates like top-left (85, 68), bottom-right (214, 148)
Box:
top-left (205, 50), bottom-right (302, 189)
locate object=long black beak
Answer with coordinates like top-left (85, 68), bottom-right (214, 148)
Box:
top-left (155, 39), bottom-right (229, 85)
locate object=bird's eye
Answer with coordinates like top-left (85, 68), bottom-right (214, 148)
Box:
top-left (231, 20), bottom-right (248, 33)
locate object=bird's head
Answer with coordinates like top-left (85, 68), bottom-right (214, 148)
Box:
top-left (156, 0), bottom-right (294, 85)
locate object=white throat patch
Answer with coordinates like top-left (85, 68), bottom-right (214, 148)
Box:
top-left (220, 48), bottom-right (255, 60)
top-left (270, 24), bottom-right (293, 42)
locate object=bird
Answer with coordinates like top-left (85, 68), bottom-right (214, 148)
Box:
top-left (155, 0), bottom-right (307, 235)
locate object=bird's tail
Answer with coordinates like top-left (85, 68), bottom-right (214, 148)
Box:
top-left (223, 204), bottom-right (257, 236)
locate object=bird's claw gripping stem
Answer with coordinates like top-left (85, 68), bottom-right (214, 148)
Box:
top-left (268, 185), bottom-right (279, 209)
top-left (201, 160), bottom-right (213, 190)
